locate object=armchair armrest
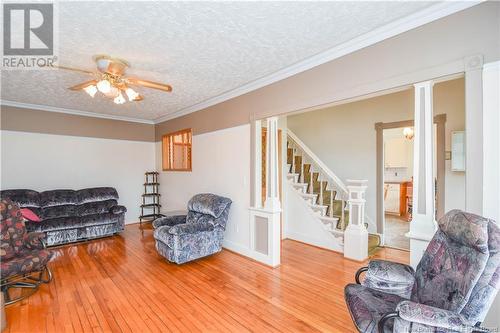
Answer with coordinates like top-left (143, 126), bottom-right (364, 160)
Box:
top-left (110, 205), bottom-right (127, 214)
top-left (152, 215), bottom-right (186, 229)
top-left (168, 223), bottom-right (214, 236)
top-left (23, 232), bottom-right (47, 250)
top-left (393, 300), bottom-right (490, 333)
top-left (358, 260), bottom-right (415, 298)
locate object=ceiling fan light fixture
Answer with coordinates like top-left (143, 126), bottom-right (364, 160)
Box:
top-left (83, 85), bottom-right (97, 98)
top-left (97, 79), bottom-right (111, 94)
top-left (114, 92), bottom-right (126, 105)
top-left (125, 88), bottom-right (139, 101)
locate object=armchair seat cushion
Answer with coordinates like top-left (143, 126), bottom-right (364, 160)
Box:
top-left (345, 283), bottom-right (405, 333)
top-left (0, 248), bottom-right (52, 279)
top-left (362, 260), bottom-right (415, 298)
top-left (154, 224), bottom-right (218, 252)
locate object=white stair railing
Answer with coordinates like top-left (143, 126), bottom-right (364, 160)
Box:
top-left (287, 129), bottom-right (348, 201)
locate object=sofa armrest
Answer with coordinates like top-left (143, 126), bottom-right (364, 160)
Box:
top-left (152, 215), bottom-right (186, 229)
top-left (359, 260), bottom-right (415, 298)
top-left (23, 232), bottom-right (47, 250)
top-left (395, 300), bottom-right (490, 332)
top-left (110, 205), bottom-right (127, 215)
top-left (168, 223), bottom-right (214, 236)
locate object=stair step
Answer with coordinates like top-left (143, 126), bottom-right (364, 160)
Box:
top-left (287, 173), bottom-right (299, 182)
top-left (299, 192), bottom-right (317, 204)
top-left (309, 204), bottom-right (328, 216)
top-left (291, 183), bottom-right (308, 193)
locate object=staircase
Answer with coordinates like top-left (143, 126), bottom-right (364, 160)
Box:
top-left (287, 130), bottom-right (381, 256)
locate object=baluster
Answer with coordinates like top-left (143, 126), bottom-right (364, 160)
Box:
top-left (300, 151), bottom-right (304, 183)
top-left (341, 200), bottom-right (346, 231)
top-left (319, 176), bottom-right (324, 208)
top-left (291, 143), bottom-right (295, 175)
top-left (330, 189), bottom-right (334, 218)
top-left (309, 163), bottom-right (314, 194)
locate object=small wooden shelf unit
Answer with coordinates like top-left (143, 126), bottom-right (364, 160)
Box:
top-left (140, 172), bottom-right (163, 223)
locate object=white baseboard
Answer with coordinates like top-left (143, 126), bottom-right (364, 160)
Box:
top-left (222, 239), bottom-right (273, 266)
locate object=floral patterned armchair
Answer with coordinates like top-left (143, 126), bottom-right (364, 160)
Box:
top-left (152, 193), bottom-right (232, 264)
top-left (345, 210), bottom-right (500, 333)
top-left (1, 199), bottom-right (53, 305)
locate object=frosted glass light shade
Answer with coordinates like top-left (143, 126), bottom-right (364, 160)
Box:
top-left (83, 85), bottom-right (97, 97)
top-left (96, 79), bottom-right (111, 93)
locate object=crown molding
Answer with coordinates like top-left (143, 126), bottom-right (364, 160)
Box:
top-left (153, 0), bottom-right (482, 124)
top-left (483, 60), bottom-right (500, 70)
top-left (0, 100), bottom-right (155, 125)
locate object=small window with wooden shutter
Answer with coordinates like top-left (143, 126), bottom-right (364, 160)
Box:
top-left (162, 129), bottom-right (192, 171)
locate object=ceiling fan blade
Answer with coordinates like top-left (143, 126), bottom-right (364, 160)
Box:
top-left (68, 80), bottom-right (97, 91)
top-left (126, 77), bottom-right (172, 92)
top-left (56, 65), bottom-right (96, 75)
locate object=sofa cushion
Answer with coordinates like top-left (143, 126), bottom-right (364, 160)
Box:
top-left (80, 213), bottom-right (119, 227)
top-left (345, 283), bottom-right (404, 333)
top-left (0, 199), bottom-right (27, 260)
top-left (187, 193), bottom-right (232, 218)
top-left (412, 229), bottom-right (489, 312)
top-left (76, 199), bottom-right (118, 216)
top-left (439, 210), bottom-right (490, 253)
top-left (77, 187), bottom-right (118, 204)
top-left (40, 204), bottom-right (76, 220)
top-left (40, 190), bottom-right (77, 207)
top-left (0, 189), bottom-right (40, 207)
top-left (0, 248), bottom-right (52, 279)
top-left (27, 216), bottom-right (82, 232)
top-left (186, 211), bottom-right (214, 225)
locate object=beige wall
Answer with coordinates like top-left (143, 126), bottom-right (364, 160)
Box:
top-left (154, 2), bottom-right (499, 139)
top-left (1, 105), bottom-right (155, 142)
top-left (287, 78), bottom-right (465, 227)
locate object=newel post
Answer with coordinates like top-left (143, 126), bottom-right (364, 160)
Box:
top-left (343, 180), bottom-right (368, 261)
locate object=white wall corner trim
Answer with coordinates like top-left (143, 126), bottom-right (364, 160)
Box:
top-left (0, 100), bottom-right (155, 125)
top-left (153, 1), bottom-right (482, 123)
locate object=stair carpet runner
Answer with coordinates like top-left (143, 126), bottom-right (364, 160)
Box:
top-left (286, 144), bottom-right (381, 256)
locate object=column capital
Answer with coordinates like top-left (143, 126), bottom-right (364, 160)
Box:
top-left (414, 80), bottom-right (434, 89)
top-left (464, 54), bottom-right (484, 72)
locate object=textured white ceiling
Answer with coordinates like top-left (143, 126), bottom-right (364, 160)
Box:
top-left (1, 1), bottom-right (438, 122)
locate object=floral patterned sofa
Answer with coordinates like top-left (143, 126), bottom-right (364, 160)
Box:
top-left (0, 187), bottom-right (127, 246)
top-left (344, 210), bottom-right (500, 333)
top-left (153, 193), bottom-right (232, 264)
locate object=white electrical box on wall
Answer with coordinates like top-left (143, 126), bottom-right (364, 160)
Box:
top-left (451, 131), bottom-right (465, 171)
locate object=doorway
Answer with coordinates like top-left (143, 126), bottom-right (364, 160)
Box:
top-left (376, 115), bottom-right (446, 250)
top-left (383, 127), bottom-right (414, 250)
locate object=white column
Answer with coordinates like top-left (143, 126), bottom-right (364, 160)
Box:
top-left (248, 116), bottom-right (281, 267)
top-left (482, 61), bottom-right (500, 330)
top-left (465, 55), bottom-right (484, 215)
top-left (407, 81), bottom-right (438, 268)
top-left (264, 117), bottom-right (281, 211)
top-left (252, 120), bottom-right (262, 208)
top-left (344, 180), bottom-right (368, 261)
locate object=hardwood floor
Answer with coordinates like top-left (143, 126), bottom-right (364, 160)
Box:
top-left (4, 223), bottom-right (409, 333)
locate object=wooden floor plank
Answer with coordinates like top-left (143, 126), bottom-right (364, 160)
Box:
top-left (4, 223), bottom-right (409, 332)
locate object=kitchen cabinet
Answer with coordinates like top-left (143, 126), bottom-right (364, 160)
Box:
top-left (384, 182), bottom-right (409, 216)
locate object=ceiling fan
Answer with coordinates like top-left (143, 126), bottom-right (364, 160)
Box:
top-left (57, 55), bottom-right (172, 105)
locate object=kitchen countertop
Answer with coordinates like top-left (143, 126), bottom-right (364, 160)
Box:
top-left (385, 180), bottom-right (411, 184)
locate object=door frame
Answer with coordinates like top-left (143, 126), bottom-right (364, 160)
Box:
top-left (375, 113), bottom-right (446, 237)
